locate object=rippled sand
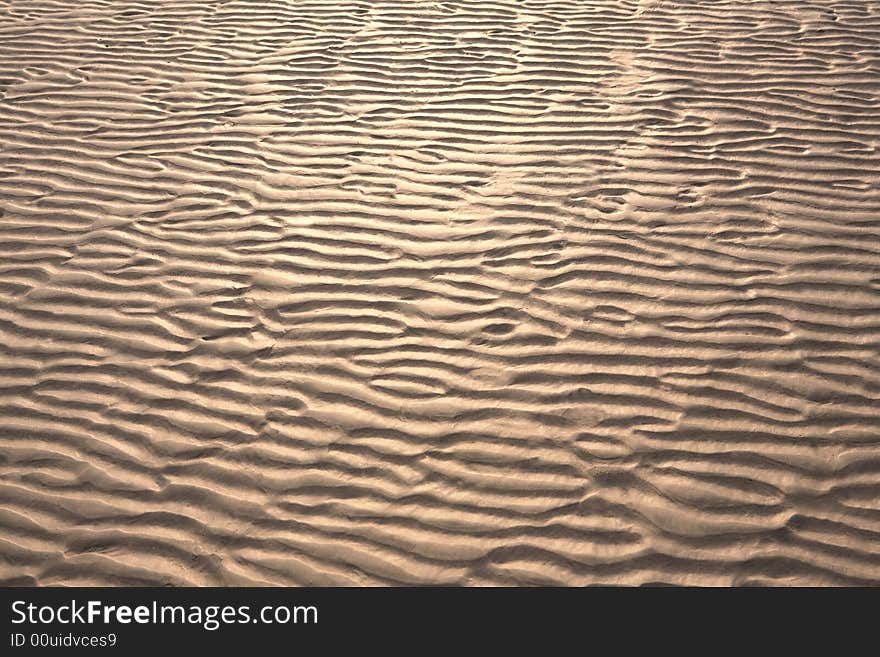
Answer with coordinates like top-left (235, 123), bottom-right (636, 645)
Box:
top-left (1, 0), bottom-right (879, 586)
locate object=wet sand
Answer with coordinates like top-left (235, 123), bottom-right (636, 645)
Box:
top-left (1, 0), bottom-right (879, 585)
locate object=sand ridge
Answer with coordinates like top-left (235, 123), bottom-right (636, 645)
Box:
top-left (0, 0), bottom-right (879, 585)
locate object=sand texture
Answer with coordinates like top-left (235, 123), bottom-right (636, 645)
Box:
top-left (1, 0), bottom-right (879, 586)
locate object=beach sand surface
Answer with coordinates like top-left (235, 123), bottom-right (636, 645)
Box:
top-left (1, 0), bottom-right (879, 585)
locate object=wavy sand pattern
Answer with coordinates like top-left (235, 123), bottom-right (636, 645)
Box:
top-left (1, 0), bottom-right (879, 586)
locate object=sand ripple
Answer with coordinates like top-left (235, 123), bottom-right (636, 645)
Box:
top-left (1, 0), bottom-right (879, 585)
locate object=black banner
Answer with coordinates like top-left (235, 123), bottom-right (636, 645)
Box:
top-left (0, 586), bottom-right (870, 651)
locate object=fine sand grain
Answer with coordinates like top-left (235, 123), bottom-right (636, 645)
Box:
top-left (1, 0), bottom-right (879, 586)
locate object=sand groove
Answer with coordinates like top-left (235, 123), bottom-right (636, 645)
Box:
top-left (1, 0), bottom-right (879, 585)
